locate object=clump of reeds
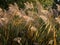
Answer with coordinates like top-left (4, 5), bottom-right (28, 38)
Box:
top-left (0, 1), bottom-right (60, 45)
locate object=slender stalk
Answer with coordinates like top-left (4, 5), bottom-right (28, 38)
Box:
top-left (54, 29), bottom-right (56, 45)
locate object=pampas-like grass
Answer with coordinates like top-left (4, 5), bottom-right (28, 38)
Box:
top-left (0, 1), bottom-right (60, 45)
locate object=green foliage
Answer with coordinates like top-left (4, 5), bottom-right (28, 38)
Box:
top-left (39, 0), bottom-right (54, 9)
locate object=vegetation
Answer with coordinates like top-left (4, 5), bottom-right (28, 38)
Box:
top-left (0, 0), bottom-right (57, 9)
top-left (0, 0), bottom-right (60, 45)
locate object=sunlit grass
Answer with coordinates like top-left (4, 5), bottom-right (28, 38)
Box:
top-left (0, 1), bottom-right (60, 45)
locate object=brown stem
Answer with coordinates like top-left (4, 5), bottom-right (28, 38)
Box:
top-left (54, 29), bottom-right (56, 45)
